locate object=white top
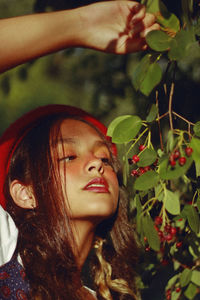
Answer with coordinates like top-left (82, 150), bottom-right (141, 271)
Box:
top-left (0, 205), bottom-right (97, 299)
top-left (0, 205), bottom-right (18, 266)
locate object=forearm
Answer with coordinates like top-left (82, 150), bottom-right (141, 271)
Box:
top-left (0, 8), bottom-right (85, 72)
top-left (0, 1), bottom-right (159, 73)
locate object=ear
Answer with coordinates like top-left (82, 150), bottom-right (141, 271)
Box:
top-left (9, 180), bottom-right (36, 209)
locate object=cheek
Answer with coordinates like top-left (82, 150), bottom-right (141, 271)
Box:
top-left (109, 171), bottom-right (119, 197)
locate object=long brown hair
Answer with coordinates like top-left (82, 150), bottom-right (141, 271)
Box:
top-left (4, 113), bottom-right (139, 300)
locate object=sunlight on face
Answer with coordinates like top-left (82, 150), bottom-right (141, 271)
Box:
top-left (53, 119), bottom-right (119, 224)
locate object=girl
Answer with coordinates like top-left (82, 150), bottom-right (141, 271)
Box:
top-left (0, 104), bottom-right (139, 300)
top-left (0, 1), bottom-right (159, 72)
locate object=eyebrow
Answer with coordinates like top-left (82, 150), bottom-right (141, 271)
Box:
top-left (54, 137), bottom-right (109, 149)
top-left (57, 138), bottom-right (76, 144)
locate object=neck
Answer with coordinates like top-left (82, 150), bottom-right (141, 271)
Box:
top-left (71, 219), bottom-right (96, 269)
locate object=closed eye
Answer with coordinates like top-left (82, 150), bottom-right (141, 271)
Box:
top-left (101, 157), bottom-right (112, 165)
top-left (59, 155), bottom-right (77, 162)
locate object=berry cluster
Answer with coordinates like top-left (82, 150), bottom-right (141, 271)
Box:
top-left (129, 145), bottom-right (157, 177)
top-left (169, 147), bottom-right (193, 168)
top-left (154, 216), bottom-right (183, 247)
top-left (166, 286), bottom-right (181, 300)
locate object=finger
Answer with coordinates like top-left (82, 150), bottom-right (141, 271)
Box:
top-left (130, 13), bottom-right (157, 35)
top-left (140, 23), bottom-right (161, 38)
top-left (123, 36), bottom-right (148, 53)
top-left (128, 2), bottom-right (145, 14)
top-left (129, 4), bottom-right (146, 26)
top-left (142, 12), bottom-right (157, 27)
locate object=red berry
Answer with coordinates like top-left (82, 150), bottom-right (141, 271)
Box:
top-left (131, 170), bottom-right (138, 177)
top-left (166, 295), bottom-right (171, 300)
top-left (145, 246), bottom-right (151, 252)
top-left (144, 166), bottom-right (151, 172)
top-left (170, 160), bottom-right (176, 167)
top-left (153, 159), bottom-right (158, 166)
top-left (176, 287), bottom-right (181, 293)
top-left (161, 259), bottom-right (169, 266)
top-left (132, 155), bottom-right (140, 163)
top-left (166, 289), bottom-right (171, 296)
top-left (164, 224), bottom-right (171, 233)
top-left (139, 144), bottom-right (145, 151)
top-left (179, 157), bottom-right (186, 166)
top-left (155, 216), bottom-right (163, 225)
top-left (139, 167), bottom-right (145, 174)
top-left (173, 149), bottom-right (180, 159)
top-left (144, 236), bottom-right (148, 242)
top-left (170, 227), bottom-right (177, 235)
top-left (165, 233), bottom-right (173, 241)
top-left (185, 147), bottom-right (193, 157)
top-left (176, 241), bottom-right (183, 248)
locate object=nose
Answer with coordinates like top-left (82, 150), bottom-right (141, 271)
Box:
top-left (86, 157), bottom-right (104, 175)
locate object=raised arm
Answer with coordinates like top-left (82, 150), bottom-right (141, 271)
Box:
top-left (0, 1), bottom-right (159, 73)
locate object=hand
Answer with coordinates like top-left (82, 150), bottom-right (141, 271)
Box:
top-left (80, 1), bottom-right (160, 53)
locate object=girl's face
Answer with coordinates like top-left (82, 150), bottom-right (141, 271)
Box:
top-left (54, 119), bottom-right (119, 223)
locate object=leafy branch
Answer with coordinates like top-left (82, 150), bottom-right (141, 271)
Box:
top-left (108, 0), bottom-right (200, 298)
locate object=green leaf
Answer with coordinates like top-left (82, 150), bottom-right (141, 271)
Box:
top-left (134, 170), bottom-right (159, 191)
top-left (159, 157), bottom-right (193, 180)
top-left (168, 30), bottom-right (195, 61)
top-left (146, 30), bottom-right (173, 51)
top-left (140, 62), bottom-right (162, 96)
top-left (107, 115), bottom-right (132, 137)
top-left (155, 184), bottom-right (164, 201)
top-left (111, 116), bottom-right (142, 144)
top-left (191, 270), bottom-right (200, 286)
top-left (194, 121), bottom-right (200, 137)
top-left (191, 138), bottom-right (200, 168)
top-left (182, 0), bottom-right (194, 28)
top-left (171, 290), bottom-right (181, 300)
top-left (197, 195), bottom-right (200, 213)
top-left (164, 189), bottom-right (180, 215)
top-left (183, 205), bottom-right (200, 234)
top-left (132, 54), bottom-right (151, 91)
top-left (132, 55), bottom-right (162, 96)
top-left (184, 283), bottom-right (198, 300)
top-left (144, 0), bottom-right (180, 32)
top-left (142, 214), bottom-right (160, 251)
top-left (180, 268), bottom-right (192, 287)
top-left (166, 130), bottom-right (175, 152)
top-left (146, 104), bottom-right (158, 122)
top-left (138, 148), bottom-right (157, 167)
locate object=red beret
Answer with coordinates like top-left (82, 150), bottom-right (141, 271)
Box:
top-left (0, 105), bottom-right (116, 209)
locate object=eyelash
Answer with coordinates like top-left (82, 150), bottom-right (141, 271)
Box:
top-left (100, 157), bottom-right (112, 166)
top-left (59, 155), bottom-right (76, 162)
top-left (59, 155), bottom-right (111, 165)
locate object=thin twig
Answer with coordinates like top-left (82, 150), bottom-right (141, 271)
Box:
top-left (156, 90), bottom-right (164, 150)
top-left (169, 82), bottom-right (175, 131)
top-left (172, 111), bottom-right (195, 126)
top-left (188, 123), bottom-right (191, 141)
top-left (158, 111), bottom-right (169, 120)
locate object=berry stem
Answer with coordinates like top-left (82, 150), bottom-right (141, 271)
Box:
top-left (126, 127), bottom-right (148, 155)
top-left (169, 81), bottom-right (175, 131)
top-left (142, 197), bottom-right (157, 215)
top-left (122, 143), bottom-right (129, 186)
top-left (147, 130), bottom-right (152, 148)
top-left (156, 90), bottom-right (164, 151)
top-left (192, 190), bottom-right (198, 205)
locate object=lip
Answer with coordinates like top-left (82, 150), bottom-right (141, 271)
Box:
top-left (83, 177), bottom-right (109, 193)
